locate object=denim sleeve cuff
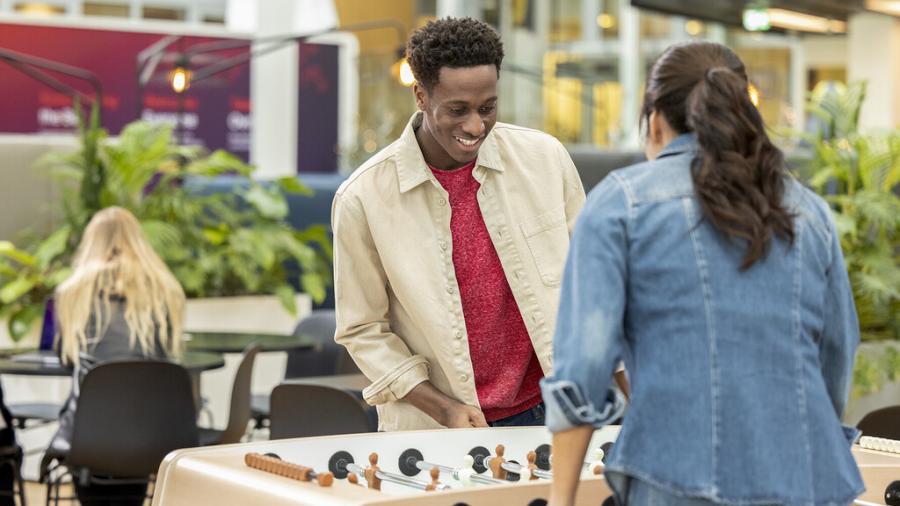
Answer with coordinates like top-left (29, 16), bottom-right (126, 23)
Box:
top-left (842, 424), bottom-right (861, 445)
top-left (540, 377), bottom-right (626, 433)
top-left (362, 355), bottom-right (430, 406)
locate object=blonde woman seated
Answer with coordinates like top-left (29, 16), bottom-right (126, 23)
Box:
top-left (48, 206), bottom-right (185, 505)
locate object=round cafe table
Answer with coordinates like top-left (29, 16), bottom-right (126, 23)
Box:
top-left (0, 349), bottom-right (224, 376)
top-left (184, 331), bottom-right (318, 353)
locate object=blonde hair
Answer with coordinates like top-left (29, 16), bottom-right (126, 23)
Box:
top-left (56, 207), bottom-right (185, 365)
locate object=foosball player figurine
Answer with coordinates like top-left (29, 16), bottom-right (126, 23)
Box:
top-left (364, 453), bottom-right (383, 491)
top-left (526, 451), bottom-right (539, 481)
top-left (489, 444), bottom-right (508, 480)
top-left (425, 467), bottom-right (442, 491)
top-left (590, 447), bottom-right (605, 476)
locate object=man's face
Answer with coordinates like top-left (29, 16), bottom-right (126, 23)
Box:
top-left (415, 65), bottom-right (498, 168)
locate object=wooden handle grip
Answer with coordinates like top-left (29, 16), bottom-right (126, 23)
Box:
top-left (244, 453), bottom-right (334, 487)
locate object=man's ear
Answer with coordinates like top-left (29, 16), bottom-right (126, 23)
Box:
top-left (413, 83), bottom-right (426, 110)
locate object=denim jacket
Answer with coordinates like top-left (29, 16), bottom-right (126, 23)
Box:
top-left (541, 134), bottom-right (864, 505)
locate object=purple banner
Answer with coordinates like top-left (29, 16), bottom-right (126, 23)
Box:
top-left (0, 23), bottom-right (340, 172)
top-left (298, 42), bottom-right (339, 172)
top-left (0, 22), bottom-right (250, 159)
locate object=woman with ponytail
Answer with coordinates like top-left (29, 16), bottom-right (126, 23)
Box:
top-left (543, 41), bottom-right (862, 505)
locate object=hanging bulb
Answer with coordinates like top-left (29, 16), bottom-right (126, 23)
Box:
top-left (170, 66), bottom-right (191, 94)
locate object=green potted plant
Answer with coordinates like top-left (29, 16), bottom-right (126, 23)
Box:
top-left (0, 104), bottom-right (332, 344)
top-left (794, 81), bottom-right (900, 421)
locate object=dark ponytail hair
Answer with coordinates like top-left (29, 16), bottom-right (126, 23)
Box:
top-left (642, 41), bottom-right (794, 270)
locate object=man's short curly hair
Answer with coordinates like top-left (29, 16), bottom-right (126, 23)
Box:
top-left (406, 17), bottom-right (504, 92)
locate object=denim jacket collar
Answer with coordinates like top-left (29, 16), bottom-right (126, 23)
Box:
top-left (655, 132), bottom-right (698, 160)
top-left (396, 112), bottom-right (504, 193)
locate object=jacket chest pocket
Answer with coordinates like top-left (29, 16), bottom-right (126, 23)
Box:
top-left (520, 205), bottom-right (569, 287)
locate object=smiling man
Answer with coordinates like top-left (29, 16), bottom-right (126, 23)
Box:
top-left (332, 17), bottom-right (585, 430)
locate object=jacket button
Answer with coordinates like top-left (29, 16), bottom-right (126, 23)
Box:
top-left (531, 313), bottom-right (541, 323)
top-left (446, 286), bottom-right (455, 294)
top-left (439, 241), bottom-right (448, 250)
top-left (438, 198), bottom-right (446, 206)
top-left (459, 373), bottom-right (468, 382)
top-left (455, 330), bottom-right (463, 339)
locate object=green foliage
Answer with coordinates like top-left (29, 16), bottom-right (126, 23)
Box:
top-left (797, 82), bottom-right (900, 398)
top-left (802, 82), bottom-right (900, 344)
top-left (0, 103), bottom-right (332, 341)
top-left (853, 345), bottom-right (900, 399)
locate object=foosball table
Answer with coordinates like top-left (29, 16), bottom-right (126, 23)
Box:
top-left (150, 427), bottom-right (900, 505)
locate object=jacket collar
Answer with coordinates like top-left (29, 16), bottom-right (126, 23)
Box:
top-left (655, 132), bottom-right (699, 160)
top-left (396, 112), bottom-right (504, 193)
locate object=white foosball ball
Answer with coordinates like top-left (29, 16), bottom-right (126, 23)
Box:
top-left (151, 426), bottom-right (617, 505)
top-left (856, 437), bottom-right (900, 505)
top-left (150, 427), bottom-right (900, 506)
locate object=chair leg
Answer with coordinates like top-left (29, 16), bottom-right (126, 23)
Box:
top-left (13, 450), bottom-right (26, 506)
top-left (14, 466), bottom-right (26, 506)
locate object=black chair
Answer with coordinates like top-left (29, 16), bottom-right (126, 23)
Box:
top-left (269, 383), bottom-right (371, 440)
top-left (42, 360), bottom-right (199, 505)
top-left (0, 443), bottom-right (26, 506)
top-left (857, 405), bottom-right (900, 440)
top-left (198, 343), bottom-right (260, 446)
top-left (250, 310), bottom-right (359, 430)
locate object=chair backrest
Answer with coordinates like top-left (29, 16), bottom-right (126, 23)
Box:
top-left (857, 405), bottom-right (900, 440)
top-left (66, 360), bottom-right (199, 477)
top-left (285, 310), bottom-right (358, 378)
top-left (269, 383), bottom-right (370, 440)
top-left (218, 343), bottom-right (261, 445)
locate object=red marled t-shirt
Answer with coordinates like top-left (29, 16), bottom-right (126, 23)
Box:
top-left (430, 160), bottom-right (543, 422)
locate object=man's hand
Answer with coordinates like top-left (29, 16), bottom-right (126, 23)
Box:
top-left (440, 402), bottom-right (488, 428)
top-left (404, 381), bottom-right (488, 428)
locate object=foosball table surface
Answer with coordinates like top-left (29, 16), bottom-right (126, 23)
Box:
top-left (150, 426), bottom-right (900, 506)
top-left (152, 426), bottom-right (617, 505)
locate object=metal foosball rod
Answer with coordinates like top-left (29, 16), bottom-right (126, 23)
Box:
top-left (345, 453), bottom-right (451, 492)
top-left (500, 451), bottom-right (552, 480)
top-left (401, 451), bottom-right (506, 486)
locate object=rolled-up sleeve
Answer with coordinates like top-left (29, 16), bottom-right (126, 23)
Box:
top-left (818, 210), bottom-right (860, 420)
top-left (332, 191), bottom-right (430, 405)
top-left (541, 174), bottom-right (629, 433)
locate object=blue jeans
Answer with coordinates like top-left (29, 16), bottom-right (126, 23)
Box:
top-left (488, 402), bottom-right (545, 427)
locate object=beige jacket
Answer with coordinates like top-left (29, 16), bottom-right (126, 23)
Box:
top-left (332, 112), bottom-right (585, 430)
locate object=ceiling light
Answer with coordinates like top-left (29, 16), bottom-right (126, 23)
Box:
top-left (685, 19), bottom-right (704, 36)
top-left (596, 13), bottom-right (616, 29)
top-left (398, 59), bottom-right (415, 87)
top-left (14, 2), bottom-right (63, 15)
top-left (743, 7), bottom-right (771, 31)
top-left (169, 66), bottom-right (191, 94)
top-left (391, 58), bottom-right (415, 87)
top-left (766, 8), bottom-right (847, 33)
top-left (866, 0), bottom-right (900, 16)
